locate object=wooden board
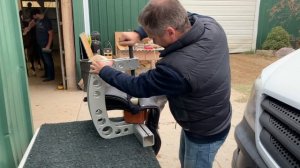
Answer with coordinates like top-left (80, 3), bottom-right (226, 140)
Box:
top-left (80, 33), bottom-right (94, 59)
top-left (115, 32), bottom-right (129, 51)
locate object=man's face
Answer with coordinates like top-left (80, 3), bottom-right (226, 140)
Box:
top-left (32, 14), bottom-right (38, 20)
top-left (33, 14), bottom-right (42, 20)
top-left (145, 28), bottom-right (173, 48)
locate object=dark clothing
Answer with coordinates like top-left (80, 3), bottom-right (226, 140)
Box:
top-left (35, 17), bottom-right (54, 80)
top-left (36, 17), bottom-right (52, 47)
top-left (37, 45), bottom-right (54, 79)
top-left (23, 8), bottom-right (33, 22)
top-left (21, 20), bottom-right (30, 48)
top-left (158, 14), bottom-right (231, 137)
top-left (100, 65), bottom-right (188, 97)
top-left (27, 26), bottom-right (40, 71)
top-left (29, 26), bottom-right (40, 63)
top-left (20, 19), bottom-right (28, 30)
top-left (99, 13), bottom-right (231, 143)
top-left (134, 27), bottom-right (147, 40)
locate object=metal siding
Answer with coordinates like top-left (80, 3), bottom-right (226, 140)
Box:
top-left (100, 0), bottom-right (109, 42)
top-left (123, 0), bottom-right (132, 30)
top-left (180, 0), bottom-right (258, 53)
top-left (107, 0), bottom-right (116, 41)
top-left (115, 1), bottom-right (124, 31)
top-left (256, 0), bottom-right (300, 49)
top-left (88, 0), bottom-right (98, 32)
top-left (0, 0), bottom-right (33, 167)
top-left (130, 0), bottom-right (140, 29)
top-left (73, 0), bottom-right (86, 80)
top-left (88, 0), bottom-right (148, 54)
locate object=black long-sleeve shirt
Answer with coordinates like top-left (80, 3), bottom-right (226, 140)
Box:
top-left (99, 63), bottom-right (190, 98)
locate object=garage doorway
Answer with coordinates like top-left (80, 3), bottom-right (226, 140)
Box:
top-left (20, 0), bottom-right (66, 89)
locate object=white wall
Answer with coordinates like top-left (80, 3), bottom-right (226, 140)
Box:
top-left (180, 0), bottom-right (260, 53)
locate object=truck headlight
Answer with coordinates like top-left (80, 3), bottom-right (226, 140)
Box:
top-left (244, 76), bottom-right (262, 130)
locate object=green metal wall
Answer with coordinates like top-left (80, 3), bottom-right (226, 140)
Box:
top-left (88, 0), bottom-right (148, 54)
top-left (0, 0), bottom-right (33, 167)
top-left (72, 0), bottom-right (86, 80)
top-left (256, 0), bottom-right (300, 49)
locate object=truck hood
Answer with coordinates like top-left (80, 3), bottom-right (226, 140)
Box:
top-left (261, 49), bottom-right (300, 110)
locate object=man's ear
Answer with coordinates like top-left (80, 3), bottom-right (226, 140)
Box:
top-left (166, 27), bottom-right (176, 38)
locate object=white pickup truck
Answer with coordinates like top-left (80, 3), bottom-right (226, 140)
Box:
top-left (232, 49), bottom-right (300, 168)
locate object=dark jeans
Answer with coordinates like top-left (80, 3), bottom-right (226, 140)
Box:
top-left (38, 45), bottom-right (54, 79)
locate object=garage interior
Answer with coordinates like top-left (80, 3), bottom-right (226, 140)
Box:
top-left (20, 0), bottom-right (67, 89)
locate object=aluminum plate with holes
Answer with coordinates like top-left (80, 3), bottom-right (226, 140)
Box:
top-left (87, 71), bottom-right (154, 147)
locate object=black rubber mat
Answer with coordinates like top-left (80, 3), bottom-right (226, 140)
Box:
top-left (24, 120), bottom-right (160, 168)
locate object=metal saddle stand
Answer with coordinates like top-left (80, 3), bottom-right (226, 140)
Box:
top-left (87, 57), bottom-right (167, 154)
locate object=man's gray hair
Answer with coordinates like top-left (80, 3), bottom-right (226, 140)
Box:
top-left (138, 0), bottom-right (190, 36)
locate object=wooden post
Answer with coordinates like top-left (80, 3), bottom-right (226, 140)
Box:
top-left (61, 0), bottom-right (77, 90)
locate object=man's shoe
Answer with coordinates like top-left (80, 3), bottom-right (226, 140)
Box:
top-left (43, 78), bottom-right (54, 82)
top-left (37, 64), bottom-right (43, 70)
top-left (30, 70), bottom-right (36, 76)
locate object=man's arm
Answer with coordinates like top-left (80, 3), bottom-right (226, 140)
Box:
top-left (119, 12), bottom-right (197, 46)
top-left (90, 55), bottom-right (190, 97)
top-left (134, 27), bottom-right (148, 40)
top-left (118, 27), bottom-right (148, 46)
top-left (23, 19), bottom-right (35, 35)
top-left (118, 32), bottom-right (141, 46)
top-left (99, 64), bottom-right (190, 98)
top-left (45, 30), bottom-right (53, 49)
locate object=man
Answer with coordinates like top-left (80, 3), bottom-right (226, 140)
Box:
top-left (90, 0), bottom-right (231, 167)
top-left (31, 9), bottom-right (54, 81)
top-left (23, 2), bottom-right (33, 22)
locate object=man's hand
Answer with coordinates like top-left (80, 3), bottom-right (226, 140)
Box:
top-left (28, 19), bottom-right (35, 28)
top-left (90, 55), bottom-right (113, 74)
top-left (43, 45), bottom-right (51, 53)
top-left (118, 32), bottom-right (141, 46)
top-left (23, 27), bottom-right (30, 35)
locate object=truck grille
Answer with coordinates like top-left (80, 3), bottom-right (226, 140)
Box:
top-left (260, 96), bottom-right (300, 168)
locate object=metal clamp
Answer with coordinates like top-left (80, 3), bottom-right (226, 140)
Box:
top-left (87, 58), bottom-right (154, 147)
top-left (112, 58), bottom-right (139, 71)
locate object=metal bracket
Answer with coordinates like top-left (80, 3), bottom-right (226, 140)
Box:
top-left (112, 57), bottom-right (139, 71)
top-left (134, 124), bottom-right (154, 147)
top-left (87, 58), bottom-right (154, 147)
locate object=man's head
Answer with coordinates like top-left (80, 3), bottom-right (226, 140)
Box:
top-left (27, 2), bottom-right (32, 8)
top-left (19, 10), bottom-right (23, 19)
top-left (31, 8), bottom-right (43, 20)
top-left (138, 0), bottom-right (191, 47)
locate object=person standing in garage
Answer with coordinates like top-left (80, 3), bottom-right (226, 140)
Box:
top-left (30, 9), bottom-right (55, 82)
